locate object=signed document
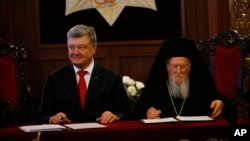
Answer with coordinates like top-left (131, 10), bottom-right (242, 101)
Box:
top-left (19, 123), bottom-right (107, 132)
top-left (19, 124), bottom-right (66, 132)
top-left (141, 117), bottom-right (178, 124)
top-left (141, 116), bottom-right (213, 124)
top-left (64, 123), bottom-right (107, 130)
top-left (176, 116), bottom-right (214, 121)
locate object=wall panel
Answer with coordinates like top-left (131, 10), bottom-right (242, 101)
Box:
top-left (35, 40), bottom-right (162, 96)
top-left (119, 55), bottom-right (156, 83)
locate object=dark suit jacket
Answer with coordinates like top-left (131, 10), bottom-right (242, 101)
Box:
top-left (38, 63), bottom-right (132, 124)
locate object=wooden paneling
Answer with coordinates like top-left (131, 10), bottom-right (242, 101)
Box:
top-left (35, 40), bottom-right (162, 96)
top-left (119, 55), bottom-right (156, 83)
top-left (0, 0), bottom-right (13, 42)
top-left (181, 0), bottom-right (208, 41)
top-left (207, 0), bottom-right (230, 37)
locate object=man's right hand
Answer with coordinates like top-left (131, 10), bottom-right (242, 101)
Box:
top-left (146, 107), bottom-right (161, 119)
top-left (49, 112), bottom-right (71, 124)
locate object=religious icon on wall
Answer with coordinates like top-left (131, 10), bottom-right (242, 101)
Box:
top-left (39, 0), bottom-right (182, 43)
top-left (66, 0), bottom-right (157, 26)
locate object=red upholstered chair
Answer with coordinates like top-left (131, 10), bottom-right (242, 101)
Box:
top-left (0, 38), bottom-right (31, 127)
top-left (197, 30), bottom-right (249, 104)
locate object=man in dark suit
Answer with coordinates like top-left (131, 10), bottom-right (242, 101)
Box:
top-left (38, 24), bottom-right (132, 124)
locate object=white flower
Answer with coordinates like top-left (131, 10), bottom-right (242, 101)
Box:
top-left (127, 85), bottom-right (137, 96)
top-left (123, 76), bottom-right (136, 86)
top-left (135, 81), bottom-right (145, 89)
top-left (122, 75), bottom-right (145, 111)
top-left (123, 76), bottom-right (144, 95)
top-left (122, 76), bottom-right (130, 84)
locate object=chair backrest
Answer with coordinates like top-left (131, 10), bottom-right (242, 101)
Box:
top-left (0, 38), bottom-right (28, 107)
top-left (197, 30), bottom-right (249, 103)
top-left (0, 39), bottom-right (39, 127)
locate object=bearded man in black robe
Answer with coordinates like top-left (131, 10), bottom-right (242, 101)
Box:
top-left (134, 37), bottom-right (237, 125)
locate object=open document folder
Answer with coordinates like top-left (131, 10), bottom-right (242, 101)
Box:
top-left (19, 123), bottom-right (107, 132)
top-left (19, 124), bottom-right (67, 132)
top-left (141, 116), bottom-right (213, 124)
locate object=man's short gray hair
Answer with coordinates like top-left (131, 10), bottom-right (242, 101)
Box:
top-left (67, 24), bottom-right (97, 46)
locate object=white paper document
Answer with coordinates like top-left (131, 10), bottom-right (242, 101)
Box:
top-left (64, 123), bottom-right (107, 130)
top-left (141, 117), bottom-right (178, 124)
top-left (19, 124), bottom-right (66, 132)
top-left (176, 115), bottom-right (214, 121)
top-left (141, 116), bottom-right (213, 124)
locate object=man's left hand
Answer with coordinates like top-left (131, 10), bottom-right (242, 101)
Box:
top-left (210, 100), bottom-right (224, 119)
top-left (96, 111), bottom-right (120, 123)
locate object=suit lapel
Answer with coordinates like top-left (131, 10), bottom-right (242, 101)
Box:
top-left (85, 64), bottom-right (103, 107)
top-left (64, 65), bottom-right (79, 104)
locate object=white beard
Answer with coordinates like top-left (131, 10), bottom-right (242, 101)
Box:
top-left (168, 78), bottom-right (190, 99)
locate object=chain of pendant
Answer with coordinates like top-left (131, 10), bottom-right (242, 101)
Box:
top-left (166, 81), bottom-right (186, 116)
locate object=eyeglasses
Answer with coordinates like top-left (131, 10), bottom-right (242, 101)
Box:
top-left (169, 64), bottom-right (189, 71)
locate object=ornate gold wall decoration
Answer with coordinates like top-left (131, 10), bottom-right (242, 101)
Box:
top-left (230, 0), bottom-right (250, 119)
top-left (230, 0), bottom-right (250, 37)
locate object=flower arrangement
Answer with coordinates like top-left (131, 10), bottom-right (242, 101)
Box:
top-left (122, 75), bottom-right (145, 111)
